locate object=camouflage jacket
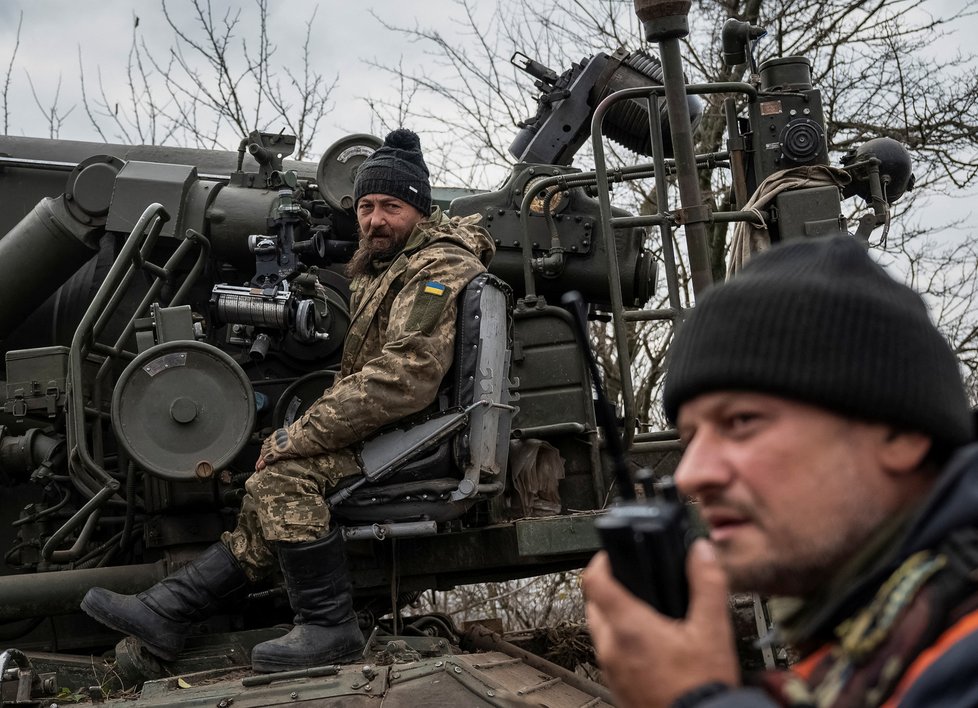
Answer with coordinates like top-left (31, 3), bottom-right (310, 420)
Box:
top-left (281, 208), bottom-right (494, 457)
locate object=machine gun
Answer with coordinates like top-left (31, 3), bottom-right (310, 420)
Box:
top-left (508, 5), bottom-right (914, 261)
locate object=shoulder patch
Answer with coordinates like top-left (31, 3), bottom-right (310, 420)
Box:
top-left (407, 281), bottom-right (453, 335)
top-left (423, 281), bottom-right (447, 296)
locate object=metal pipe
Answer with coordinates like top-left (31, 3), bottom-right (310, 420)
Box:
top-left (591, 98), bottom-right (638, 451)
top-left (343, 521), bottom-right (438, 541)
top-left (610, 214), bottom-right (672, 228)
top-left (629, 440), bottom-right (684, 453)
top-left (0, 155), bottom-right (230, 183)
top-left (57, 209), bottom-right (170, 556)
top-left (169, 230), bottom-right (211, 306)
top-left (0, 429), bottom-right (63, 483)
top-left (40, 486), bottom-right (111, 563)
top-left (0, 562), bottom-right (165, 620)
top-left (658, 37), bottom-right (713, 295)
top-left (634, 429), bottom-right (680, 443)
top-left (0, 197), bottom-right (102, 338)
top-left (646, 91), bottom-right (685, 319)
top-left (622, 307), bottom-right (678, 322)
top-left (725, 97), bottom-right (750, 208)
top-left (67, 204), bottom-right (170, 490)
top-left (46, 505), bottom-right (102, 564)
top-left (712, 210), bottom-right (766, 225)
top-left (518, 179), bottom-right (539, 300)
top-left (0, 156), bottom-right (75, 171)
top-left (511, 422), bottom-right (587, 439)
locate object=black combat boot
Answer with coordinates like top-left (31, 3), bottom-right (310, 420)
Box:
top-left (81, 543), bottom-right (249, 661)
top-left (250, 528), bottom-right (365, 672)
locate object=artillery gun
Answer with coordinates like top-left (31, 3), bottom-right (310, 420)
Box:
top-left (0, 0), bottom-right (912, 703)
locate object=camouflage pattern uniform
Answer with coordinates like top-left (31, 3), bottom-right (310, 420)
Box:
top-left (224, 209), bottom-right (495, 580)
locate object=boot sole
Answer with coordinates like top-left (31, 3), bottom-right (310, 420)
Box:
top-left (251, 645), bottom-right (364, 674)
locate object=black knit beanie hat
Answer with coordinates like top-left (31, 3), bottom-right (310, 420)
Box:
top-left (663, 236), bottom-right (973, 448)
top-left (353, 128), bottom-right (432, 216)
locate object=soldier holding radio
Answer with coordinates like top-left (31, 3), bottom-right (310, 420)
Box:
top-left (585, 236), bottom-right (977, 708)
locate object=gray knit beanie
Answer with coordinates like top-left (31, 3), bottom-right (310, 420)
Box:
top-left (353, 128), bottom-right (431, 216)
top-left (663, 236), bottom-right (973, 448)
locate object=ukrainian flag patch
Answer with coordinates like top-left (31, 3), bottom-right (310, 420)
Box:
top-left (408, 280), bottom-right (451, 334)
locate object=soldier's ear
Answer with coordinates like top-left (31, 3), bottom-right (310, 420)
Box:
top-left (878, 428), bottom-right (932, 477)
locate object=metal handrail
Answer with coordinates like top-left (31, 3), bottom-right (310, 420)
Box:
top-left (52, 205), bottom-right (209, 564)
top-left (577, 74), bottom-right (761, 455)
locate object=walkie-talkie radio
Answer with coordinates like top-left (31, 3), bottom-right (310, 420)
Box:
top-left (594, 475), bottom-right (691, 617)
top-left (562, 291), bottom-right (692, 618)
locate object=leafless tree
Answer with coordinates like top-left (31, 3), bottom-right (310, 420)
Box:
top-left (372, 0), bottom-right (978, 420)
top-left (5, 9), bottom-right (76, 140)
top-left (73, 0), bottom-right (337, 159)
top-left (883, 220), bottom-right (978, 397)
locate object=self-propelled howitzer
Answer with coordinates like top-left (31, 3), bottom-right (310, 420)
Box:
top-left (0, 127), bottom-right (628, 702)
top-left (0, 0), bottom-right (915, 701)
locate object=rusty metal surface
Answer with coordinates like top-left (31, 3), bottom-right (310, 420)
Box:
top-left (76, 649), bottom-right (612, 707)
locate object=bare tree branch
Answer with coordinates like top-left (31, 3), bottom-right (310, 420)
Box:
top-left (25, 71), bottom-right (74, 139)
top-left (367, 0), bottom-right (978, 413)
top-left (72, 0), bottom-right (335, 158)
top-left (2, 11), bottom-right (23, 134)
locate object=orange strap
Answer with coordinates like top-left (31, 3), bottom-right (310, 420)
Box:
top-left (881, 606), bottom-right (978, 707)
top-left (792, 644), bottom-right (832, 681)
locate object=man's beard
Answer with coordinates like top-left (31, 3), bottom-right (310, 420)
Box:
top-left (713, 493), bottom-right (891, 597)
top-left (344, 226), bottom-right (408, 278)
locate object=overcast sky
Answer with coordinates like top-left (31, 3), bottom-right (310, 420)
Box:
top-left (0, 0), bottom-right (501, 151)
top-left (2, 0), bottom-right (976, 234)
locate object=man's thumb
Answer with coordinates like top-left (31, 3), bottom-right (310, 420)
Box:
top-left (686, 539), bottom-right (730, 622)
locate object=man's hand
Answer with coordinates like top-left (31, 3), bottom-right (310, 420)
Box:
top-left (255, 427), bottom-right (302, 471)
top-left (583, 539), bottom-right (739, 708)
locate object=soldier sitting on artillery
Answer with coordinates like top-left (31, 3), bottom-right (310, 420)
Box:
top-left (82, 128), bottom-right (495, 673)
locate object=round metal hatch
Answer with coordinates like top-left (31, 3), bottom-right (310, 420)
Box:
top-left (316, 133), bottom-right (383, 212)
top-left (64, 154), bottom-right (125, 226)
top-left (111, 341), bottom-right (256, 481)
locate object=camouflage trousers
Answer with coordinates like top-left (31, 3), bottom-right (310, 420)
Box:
top-left (221, 449), bottom-right (362, 581)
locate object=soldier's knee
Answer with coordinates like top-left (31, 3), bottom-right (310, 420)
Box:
top-left (244, 465), bottom-right (276, 497)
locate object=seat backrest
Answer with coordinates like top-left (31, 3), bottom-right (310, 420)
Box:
top-left (450, 272), bottom-right (513, 489)
top-left (330, 272), bottom-right (514, 523)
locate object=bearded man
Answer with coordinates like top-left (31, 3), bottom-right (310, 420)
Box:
top-left (82, 128), bottom-right (495, 673)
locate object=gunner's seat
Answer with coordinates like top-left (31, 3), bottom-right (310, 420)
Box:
top-left (328, 272), bottom-right (515, 525)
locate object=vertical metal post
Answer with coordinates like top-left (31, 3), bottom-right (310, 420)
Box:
top-left (590, 116), bottom-right (638, 449)
top-left (647, 93), bottom-right (683, 313)
top-left (634, 0), bottom-right (713, 296)
top-left (657, 38), bottom-right (713, 296)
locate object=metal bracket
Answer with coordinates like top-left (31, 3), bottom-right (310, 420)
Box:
top-left (672, 204), bottom-right (712, 225)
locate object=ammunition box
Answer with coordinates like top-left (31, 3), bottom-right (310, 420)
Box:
top-left (4, 346), bottom-right (70, 419)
